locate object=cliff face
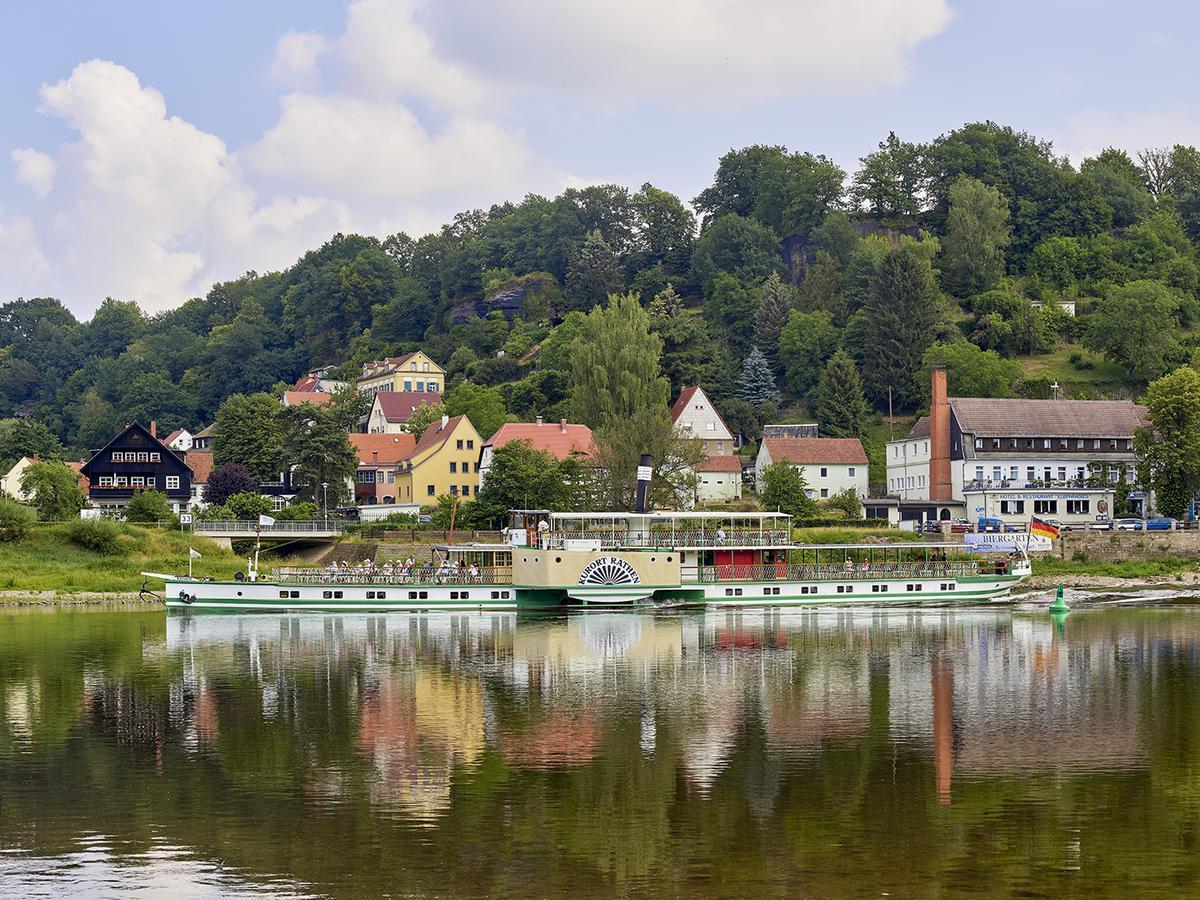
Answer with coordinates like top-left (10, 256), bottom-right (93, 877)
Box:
top-left (781, 221), bottom-right (921, 283)
top-left (450, 274), bottom-right (557, 324)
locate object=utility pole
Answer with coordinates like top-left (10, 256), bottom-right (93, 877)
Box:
top-left (888, 385), bottom-right (894, 442)
top-left (322, 481), bottom-right (328, 528)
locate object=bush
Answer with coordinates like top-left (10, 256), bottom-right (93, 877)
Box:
top-left (0, 496), bottom-right (35, 543)
top-left (123, 489), bottom-right (177, 525)
top-left (275, 501), bottom-right (317, 521)
top-left (224, 492), bottom-right (273, 520)
top-left (66, 518), bottom-right (126, 555)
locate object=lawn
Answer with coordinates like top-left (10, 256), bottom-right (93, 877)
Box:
top-left (1015, 343), bottom-right (1137, 395)
top-left (0, 523), bottom-right (251, 595)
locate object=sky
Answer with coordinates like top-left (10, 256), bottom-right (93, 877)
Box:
top-left (3, 0), bottom-right (1199, 319)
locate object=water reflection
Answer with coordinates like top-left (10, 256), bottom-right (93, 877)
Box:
top-left (2, 606), bottom-right (1200, 896)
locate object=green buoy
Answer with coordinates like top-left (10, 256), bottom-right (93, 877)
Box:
top-left (1049, 584), bottom-right (1069, 613)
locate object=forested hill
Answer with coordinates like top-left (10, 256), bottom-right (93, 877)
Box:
top-left (4, 121), bottom-right (1200, 455)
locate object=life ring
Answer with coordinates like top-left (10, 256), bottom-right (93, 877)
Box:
top-left (179, 590), bottom-right (195, 605)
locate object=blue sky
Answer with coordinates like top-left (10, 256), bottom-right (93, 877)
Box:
top-left (3, 0), bottom-right (1198, 317)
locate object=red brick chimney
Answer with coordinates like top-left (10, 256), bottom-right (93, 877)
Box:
top-left (929, 366), bottom-right (952, 501)
top-left (149, 420), bottom-right (157, 438)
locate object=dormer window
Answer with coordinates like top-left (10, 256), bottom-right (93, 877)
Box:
top-left (991, 438), bottom-right (1000, 449)
top-left (1059, 439), bottom-right (1068, 450)
top-left (974, 438), bottom-right (982, 449)
top-left (1043, 439), bottom-right (1051, 450)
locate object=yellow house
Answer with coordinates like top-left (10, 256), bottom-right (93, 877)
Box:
top-left (394, 415), bottom-right (482, 503)
top-left (357, 351), bottom-right (445, 396)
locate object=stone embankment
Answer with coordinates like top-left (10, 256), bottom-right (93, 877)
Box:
top-left (1058, 530), bottom-right (1200, 562)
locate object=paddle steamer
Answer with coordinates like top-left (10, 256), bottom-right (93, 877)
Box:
top-left (146, 509), bottom-right (1030, 613)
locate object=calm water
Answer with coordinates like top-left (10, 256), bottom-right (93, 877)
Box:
top-left (2, 604), bottom-right (1200, 898)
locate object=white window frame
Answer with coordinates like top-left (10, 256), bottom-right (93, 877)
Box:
top-left (165, 475), bottom-right (180, 490)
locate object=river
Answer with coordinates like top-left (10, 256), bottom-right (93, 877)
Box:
top-left (1, 601), bottom-right (1199, 897)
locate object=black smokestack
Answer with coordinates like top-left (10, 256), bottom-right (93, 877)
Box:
top-left (635, 454), bottom-right (652, 514)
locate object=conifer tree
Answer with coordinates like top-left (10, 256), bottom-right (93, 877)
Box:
top-left (861, 245), bottom-right (939, 409)
top-left (753, 272), bottom-right (796, 366)
top-left (735, 347), bottom-right (781, 407)
top-left (811, 350), bottom-right (870, 440)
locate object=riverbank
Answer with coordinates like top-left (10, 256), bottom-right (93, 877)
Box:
top-left (0, 522), bottom-right (249, 598)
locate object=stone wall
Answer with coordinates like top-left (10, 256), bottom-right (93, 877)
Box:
top-left (1058, 530), bottom-right (1200, 561)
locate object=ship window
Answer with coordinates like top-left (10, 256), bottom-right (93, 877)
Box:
top-left (667, 556), bottom-right (672, 562)
top-left (237, 591), bottom-right (242, 597)
top-left (763, 587), bottom-right (772, 595)
top-left (279, 591), bottom-right (289, 598)
top-left (323, 590), bottom-right (332, 599)
top-left (334, 591), bottom-right (343, 599)
top-left (725, 588), bottom-right (734, 596)
top-left (556, 557), bottom-right (562, 563)
top-left (409, 591), bottom-right (418, 599)
top-left (491, 591), bottom-right (500, 599)
top-left (461, 591), bottom-right (469, 599)
top-left (367, 591), bottom-right (375, 599)
top-left (837, 586), bottom-right (845, 594)
top-left (734, 588), bottom-right (742, 596)
top-left (378, 591), bottom-right (386, 599)
top-left (419, 591), bottom-right (428, 599)
top-left (291, 591), bottom-right (300, 598)
top-left (450, 591), bottom-right (458, 599)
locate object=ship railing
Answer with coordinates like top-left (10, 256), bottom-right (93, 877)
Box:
top-left (546, 529), bottom-right (792, 549)
top-left (269, 566), bottom-right (513, 585)
top-left (687, 561), bottom-right (982, 584)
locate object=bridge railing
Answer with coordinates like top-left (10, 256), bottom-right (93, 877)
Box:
top-left (191, 519), bottom-right (348, 533)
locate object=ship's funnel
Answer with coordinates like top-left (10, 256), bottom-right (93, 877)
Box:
top-left (635, 454), bottom-right (652, 514)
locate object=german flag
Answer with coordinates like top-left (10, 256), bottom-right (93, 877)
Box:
top-left (1030, 516), bottom-right (1060, 539)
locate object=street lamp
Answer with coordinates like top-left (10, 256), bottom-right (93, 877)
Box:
top-left (322, 481), bottom-right (328, 528)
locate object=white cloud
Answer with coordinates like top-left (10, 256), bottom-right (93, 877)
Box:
top-left (422, 0), bottom-right (953, 103)
top-left (246, 92), bottom-right (537, 201)
top-left (270, 31), bottom-right (329, 87)
top-left (1062, 109), bottom-right (1200, 164)
top-left (334, 0), bottom-right (490, 111)
top-left (0, 212), bottom-right (50, 285)
top-left (7, 60), bottom-right (351, 313)
top-left (11, 149), bottom-right (56, 198)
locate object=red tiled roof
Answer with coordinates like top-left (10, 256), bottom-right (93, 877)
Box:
top-left (164, 428), bottom-right (187, 445)
top-left (185, 450), bottom-right (214, 484)
top-left (763, 437), bottom-right (868, 465)
top-left (65, 460), bottom-right (89, 495)
top-left (484, 421), bottom-right (594, 460)
top-left (348, 433), bottom-right (417, 465)
top-left (670, 386), bottom-right (700, 423)
top-left (373, 391), bottom-right (442, 423)
top-left (695, 455), bottom-right (743, 473)
top-left (292, 375), bottom-right (321, 392)
top-left (282, 391), bottom-right (332, 407)
top-left (413, 414), bottom-right (467, 458)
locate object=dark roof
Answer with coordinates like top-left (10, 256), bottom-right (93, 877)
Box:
top-left (372, 391), bottom-right (442, 423)
top-left (763, 437), bottom-right (868, 465)
top-left (906, 416), bottom-right (931, 439)
top-left (950, 398), bottom-right (1146, 438)
top-left (80, 421), bottom-right (189, 476)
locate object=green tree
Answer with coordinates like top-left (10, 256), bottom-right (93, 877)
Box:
top-left (1134, 366), bottom-right (1200, 518)
top-left (705, 273), bottom-right (758, 356)
top-left (225, 491), bottom-right (274, 520)
top-left (565, 229), bottom-right (623, 312)
top-left (84, 298), bottom-right (146, 359)
top-left (473, 440), bottom-right (583, 526)
top-left (213, 393), bottom-right (285, 482)
top-left (1081, 148), bottom-right (1153, 228)
top-left (0, 495), bottom-right (35, 542)
top-left (444, 382), bottom-right (509, 441)
top-left (19, 462), bottom-right (86, 520)
top-left (920, 340), bottom-right (1020, 398)
top-left (123, 490), bottom-right (176, 524)
top-left (849, 132), bottom-right (925, 224)
top-left (1085, 280), bottom-right (1182, 380)
top-left (861, 246), bottom-right (940, 409)
top-left (759, 461), bottom-right (817, 518)
top-left (689, 214), bottom-right (781, 294)
top-left (735, 348), bottom-right (780, 408)
top-left (825, 487), bottom-right (863, 518)
top-left (0, 418), bottom-right (63, 469)
top-left (537, 311), bottom-right (588, 373)
top-left (941, 176), bottom-right (1011, 297)
top-left (403, 402), bottom-right (448, 436)
top-left (280, 406), bottom-right (358, 506)
top-left (753, 273), bottom-right (796, 366)
top-left (631, 183), bottom-right (696, 275)
top-left (811, 351), bottom-right (870, 439)
top-left (778, 310), bottom-right (839, 397)
top-left (571, 294), bottom-right (693, 509)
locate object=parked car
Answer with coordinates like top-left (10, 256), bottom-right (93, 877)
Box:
top-left (1089, 520), bottom-right (1113, 531)
top-left (417, 514), bottom-right (432, 524)
top-left (1146, 517), bottom-right (1180, 531)
top-left (949, 517), bottom-right (973, 534)
top-left (977, 517), bottom-right (1020, 533)
top-left (1115, 518), bottom-right (1144, 531)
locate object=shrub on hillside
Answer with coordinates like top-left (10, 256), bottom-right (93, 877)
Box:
top-left (0, 496), bottom-right (35, 543)
top-left (66, 518), bottom-right (126, 555)
top-left (123, 489), bottom-right (177, 525)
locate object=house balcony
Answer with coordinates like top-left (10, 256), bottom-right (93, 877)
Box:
top-left (963, 478), bottom-right (1117, 492)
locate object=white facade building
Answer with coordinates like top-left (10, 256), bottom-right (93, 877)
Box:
top-left (755, 438), bottom-right (869, 500)
top-left (1, 455), bottom-right (36, 500)
top-left (692, 456), bottom-right (744, 505)
top-left (671, 386), bottom-right (735, 456)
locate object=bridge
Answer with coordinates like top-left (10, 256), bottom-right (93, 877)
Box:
top-left (191, 519), bottom-right (346, 550)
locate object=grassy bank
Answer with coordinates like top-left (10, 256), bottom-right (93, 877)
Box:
top-left (793, 527), bottom-right (926, 544)
top-left (0, 524), bottom-right (249, 595)
top-left (1032, 555), bottom-right (1200, 580)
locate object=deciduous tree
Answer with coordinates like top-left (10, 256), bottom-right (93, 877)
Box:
top-left (760, 461), bottom-right (817, 518)
top-left (204, 462), bottom-right (258, 507)
top-left (1134, 366), bottom-right (1200, 518)
top-left (941, 176), bottom-right (1011, 297)
top-left (19, 461), bottom-right (86, 520)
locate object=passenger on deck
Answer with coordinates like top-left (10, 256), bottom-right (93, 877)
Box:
top-left (468, 563), bottom-right (480, 581)
top-left (716, 527), bottom-right (726, 545)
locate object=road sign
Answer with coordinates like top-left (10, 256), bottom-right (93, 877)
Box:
top-left (179, 514), bottom-right (193, 525)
